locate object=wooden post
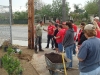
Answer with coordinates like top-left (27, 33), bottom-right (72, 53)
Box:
top-left (28, 0), bottom-right (34, 49)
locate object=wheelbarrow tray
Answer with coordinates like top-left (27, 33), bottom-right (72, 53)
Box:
top-left (45, 54), bottom-right (71, 70)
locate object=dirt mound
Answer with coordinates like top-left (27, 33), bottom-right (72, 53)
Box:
top-left (16, 54), bottom-right (32, 61)
top-left (45, 52), bottom-right (67, 63)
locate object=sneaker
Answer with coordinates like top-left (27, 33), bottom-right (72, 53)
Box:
top-left (53, 48), bottom-right (55, 50)
top-left (72, 54), bottom-right (76, 57)
top-left (35, 51), bottom-right (38, 54)
top-left (45, 47), bottom-right (49, 48)
top-left (39, 49), bottom-right (44, 52)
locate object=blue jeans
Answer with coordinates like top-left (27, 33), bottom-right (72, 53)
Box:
top-left (65, 44), bottom-right (74, 68)
top-left (58, 43), bottom-right (63, 52)
top-left (73, 43), bottom-right (76, 55)
top-left (80, 66), bottom-right (100, 75)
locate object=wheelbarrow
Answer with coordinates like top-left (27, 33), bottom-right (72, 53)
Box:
top-left (45, 53), bottom-right (71, 75)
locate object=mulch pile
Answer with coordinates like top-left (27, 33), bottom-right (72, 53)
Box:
top-left (45, 52), bottom-right (67, 63)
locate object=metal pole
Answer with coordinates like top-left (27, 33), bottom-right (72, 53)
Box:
top-left (31, 0), bottom-right (34, 49)
top-left (9, 0), bottom-right (12, 44)
top-left (62, 0), bottom-right (67, 22)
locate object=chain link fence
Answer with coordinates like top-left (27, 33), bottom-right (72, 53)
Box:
top-left (0, 5), bottom-right (11, 46)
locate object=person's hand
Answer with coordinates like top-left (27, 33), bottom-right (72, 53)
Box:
top-left (34, 35), bottom-right (37, 38)
top-left (93, 21), bottom-right (97, 25)
top-left (54, 36), bottom-right (56, 39)
top-left (78, 45), bottom-right (81, 49)
top-left (75, 46), bottom-right (79, 54)
top-left (43, 28), bottom-right (46, 31)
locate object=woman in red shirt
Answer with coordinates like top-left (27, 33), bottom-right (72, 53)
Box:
top-left (93, 21), bottom-right (100, 38)
top-left (54, 25), bottom-right (63, 52)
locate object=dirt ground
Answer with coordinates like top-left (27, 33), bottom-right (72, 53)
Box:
top-left (0, 46), bottom-right (79, 75)
top-left (0, 46), bottom-right (39, 75)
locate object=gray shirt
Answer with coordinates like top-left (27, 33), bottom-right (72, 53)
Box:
top-left (62, 28), bottom-right (74, 48)
top-left (78, 37), bottom-right (100, 72)
top-left (35, 24), bottom-right (42, 36)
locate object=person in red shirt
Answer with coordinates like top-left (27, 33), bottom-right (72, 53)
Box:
top-left (96, 29), bottom-right (100, 38)
top-left (56, 18), bottom-right (60, 24)
top-left (62, 22), bottom-right (68, 40)
top-left (94, 17), bottom-right (100, 28)
top-left (93, 20), bottom-right (100, 38)
top-left (54, 25), bottom-right (63, 52)
top-left (44, 21), bottom-right (55, 49)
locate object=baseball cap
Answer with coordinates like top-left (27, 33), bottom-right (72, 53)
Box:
top-left (84, 24), bottom-right (95, 30)
top-left (94, 17), bottom-right (99, 20)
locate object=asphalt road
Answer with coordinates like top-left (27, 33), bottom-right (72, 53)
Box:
top-left (0, 25), bottom-right (48, 43)
top-left (0, 25), bottom-right (80, 43)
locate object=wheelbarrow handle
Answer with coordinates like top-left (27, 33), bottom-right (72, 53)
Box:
top-left (62, 53), bottom-right (67, 75)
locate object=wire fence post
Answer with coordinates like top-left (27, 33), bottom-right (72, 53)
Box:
top-left (9, 0), bottom-right (13, 44)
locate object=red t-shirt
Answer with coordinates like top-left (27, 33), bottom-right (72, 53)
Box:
top-left (72, 24), bottom-right (77, 32)
top-left (72, 24), bottom-right (78, 41)
top-left (48, 25), bottom-right (55, 35)
top-left (56, 30), bottom-right (63, 43)
top-left (78, 29), bottom-right (82, 42)
top-left (96, 29), bottom-right (100, 38)
top-left (97, 22), bottom-right (100, 28)
top-left (62, 28), bottom-right (68, 40)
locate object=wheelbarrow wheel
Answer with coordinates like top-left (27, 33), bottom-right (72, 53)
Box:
top-left (48, 70), bottom-right (54, 75)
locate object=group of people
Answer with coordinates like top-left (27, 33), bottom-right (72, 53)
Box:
top-left (34, 16), bottom-right (100, 75)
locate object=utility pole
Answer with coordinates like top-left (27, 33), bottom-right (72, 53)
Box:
top-left (62, 0), bottom-right (67, 22)
top-left (9, 0), bottom-right (13, 44)
top-left (28, 0), bottom-right (34, 49)
top-left (99, 0), bottom-right (100, 21)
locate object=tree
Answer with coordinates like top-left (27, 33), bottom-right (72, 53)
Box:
top-left (52, 0), bottom-right (69, 21)
top-left (69, 4), bottom-right (86, 24)
top-left (39, 4), bottom-right (52, 19)
top-left (13, 11), bottom-right (28, 19)
top-left (85, 0), bottom-right (99, 16)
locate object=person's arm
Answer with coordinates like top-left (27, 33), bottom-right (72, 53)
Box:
top-left (76, 49), bottom-right (84, 61)
top-left (93, 21), bottom-right (100, 30)
top-left (54, 36), bottom-right (60, 39)
top-left (77, 42), bottom-right (88, 61)
top-left (43, 28), bottom-right (47, 31)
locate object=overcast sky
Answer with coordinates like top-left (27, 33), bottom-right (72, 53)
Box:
top-left (0, 0), bottom-right (88, 12)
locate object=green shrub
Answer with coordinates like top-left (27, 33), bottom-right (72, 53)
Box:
top-left (1, 47), bottom-right (23, 75)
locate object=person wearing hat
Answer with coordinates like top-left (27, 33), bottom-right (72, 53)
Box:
top-left (76, 24), bottom-right (100, 75)
top-left (93, 20), bottom-right (100, 38)
top-left (94, 17), bottom-right (100, 28)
